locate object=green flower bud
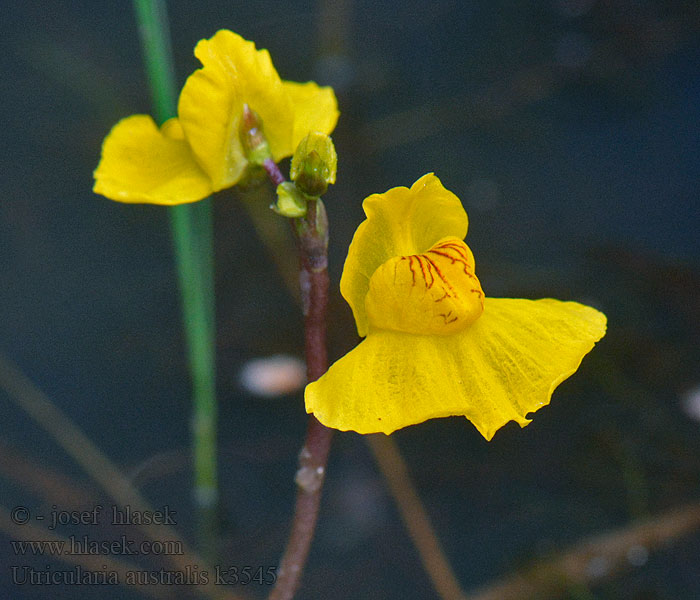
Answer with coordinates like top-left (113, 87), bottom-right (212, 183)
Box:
top-left (272, 182), bottom-right (308, 218)
top-left (239, 104), bottom-right (272, 166)
top-left (290, 132), bottom-right (337, 197)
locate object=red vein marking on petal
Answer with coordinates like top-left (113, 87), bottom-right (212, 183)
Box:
top-left (438, 240), bottom-right (469, 254)
top-left (427, 249), bottom-right (480, 284)
top-left (415, 255), bottom-right (431, 289)
top-left (439, 310), bottom-right (459, 324)
top-left (423, 256), bottom-right (455, 295)
top-left (436, 241), bottom-right (471, 262)
top-left (425, 258), bottom-right (436, 288)
top-left (434, 290), bottom-right (450, 302)
top-left (426, 248), bottom-right (468, 270)
top-left (416, 255), bottom-right (436, 288)
top-left (401, 255), bottom-right (417, 286)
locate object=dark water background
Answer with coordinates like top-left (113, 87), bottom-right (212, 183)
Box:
top-left (1, 1), bottom-right (698, 598)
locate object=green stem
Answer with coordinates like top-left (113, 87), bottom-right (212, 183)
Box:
top-left (132, 0), bottom-right (177, 122)
top-left (132, 0), bottom-right (218, 556)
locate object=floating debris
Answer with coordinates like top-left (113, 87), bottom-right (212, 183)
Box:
top-left (680, 384), bottom-right (700, 423)
top-left (239, 354), bottom-right (307, 398)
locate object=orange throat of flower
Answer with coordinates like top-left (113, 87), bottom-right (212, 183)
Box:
top-left (365, 237), bottom-right (484, 336)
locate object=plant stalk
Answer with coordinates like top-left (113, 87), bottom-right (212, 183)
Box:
top-left (132, 0), bottom-right (218, 557)
top-left (263, 160), bottom-right (334, 600)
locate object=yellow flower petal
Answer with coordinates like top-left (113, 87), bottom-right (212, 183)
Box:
top-left (93, 115), bottom-right (213, 205)
top-left (283, 81), bottom-right (340, 149)
top-left (340, 174), bottom-right (469, 337)
top-left (178, 30), bottom-right (294, 190)
top-left (305, 298), bottom-right (606, 439)
top-left (365, 237), bottom-right (484, 335)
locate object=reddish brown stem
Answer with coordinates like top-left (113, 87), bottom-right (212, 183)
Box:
top-left (265, 170), bottom-right (334, 600)
top-left (263, 158), bottom-right (286, 187)
top-left (270, 416), bottom-right (332, 600)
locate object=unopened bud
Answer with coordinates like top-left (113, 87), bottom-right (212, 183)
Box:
top-left (272, 182), bottom-right (308, 218)
top-left (290, 132), bottom-right (337, 197)
top-left (239, 104), bottom-right (272, 165)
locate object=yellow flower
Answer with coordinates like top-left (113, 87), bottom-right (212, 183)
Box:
top-left (305, 174), bottom-right (607, 440)
top-left (93, 30), bottom-right (339, 205)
